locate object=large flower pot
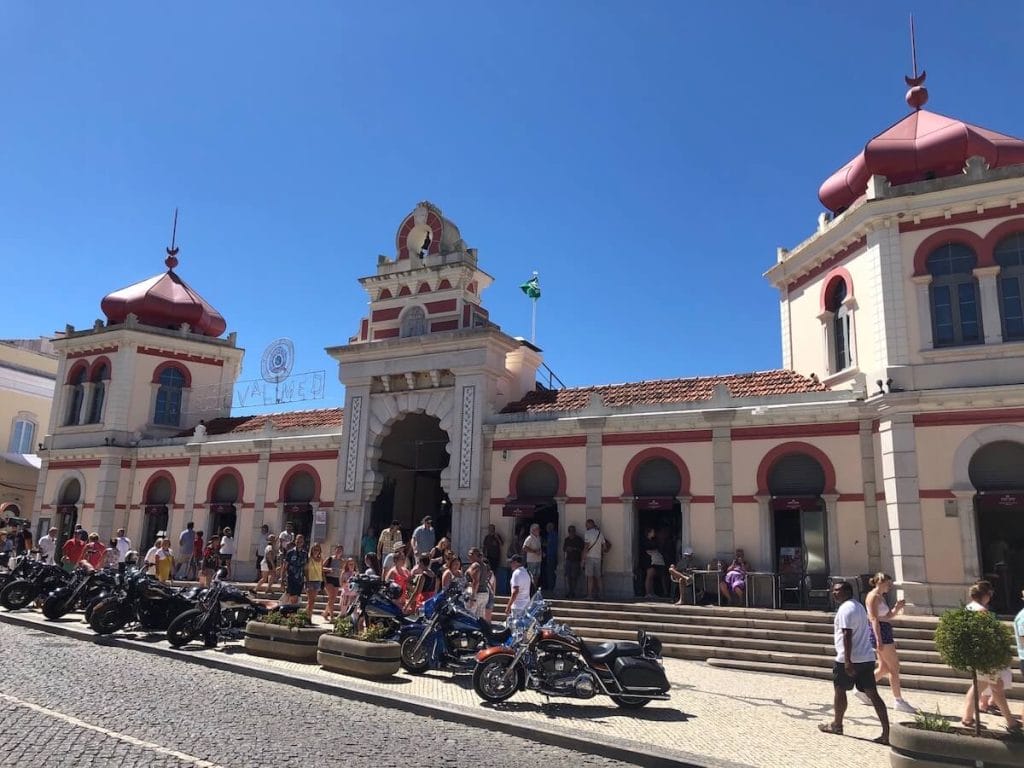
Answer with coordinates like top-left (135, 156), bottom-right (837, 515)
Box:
top-left (890, 722), bottom-right (1024, 767)
top-left (243, 621), bottom-right (330, 663)
top-left (317, 634), bottom-right (401, 678)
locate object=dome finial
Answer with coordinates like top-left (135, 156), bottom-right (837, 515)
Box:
top-left (904, 14), bottom-right (928, 110)
top-left (165, 207), bottom-right (180, 270)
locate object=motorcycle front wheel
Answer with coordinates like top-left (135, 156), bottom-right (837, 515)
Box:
top-left (399, 634), bottom-right (431, 674)
top-left (41, 594), bottom-right (72, 620)
top-left (0, 579), bottom-right (38, 611)
top-left (472, 656), bottom-right (523, 703)
top-left (166, 609), bottom-right (205, 647)
top-left (610, 695), bottom-right (651, 709)
top-left (88, 599), bottom-right (129, 635)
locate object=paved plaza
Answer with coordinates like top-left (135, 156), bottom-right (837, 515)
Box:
top-left (0, 609), bottom-right (994, 768)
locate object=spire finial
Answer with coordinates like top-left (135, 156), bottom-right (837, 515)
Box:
top-left (904, 14), bottom-right (928, 110)
top-left (165, 208), bottom-right (180, 270)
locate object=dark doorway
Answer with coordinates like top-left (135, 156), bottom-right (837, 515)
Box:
top-left (283, 471), bottom-right (316, 541)
top-left (210, 474), bottom-right (239, 537)
top-left (56, 479), bottom-right (81, 550)
top-left (971, 440), bottom-right (1024, 613)
top-left (631, 457), bottom-right (682, 597)
top-left (142, 476), bottom-right (172, 550)
top-left (371, 414), bottom-right (451, 543)
top-left (768, 453), bottom-right (828, 608)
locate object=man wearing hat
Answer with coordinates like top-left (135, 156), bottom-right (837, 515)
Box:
top-left (382, 541), bottom-right (407, 574)
top-left (508, 554), bottom-right (531, 618)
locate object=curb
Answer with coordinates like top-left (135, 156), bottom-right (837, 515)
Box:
top-left (0, 612), bottom-right (746, 768)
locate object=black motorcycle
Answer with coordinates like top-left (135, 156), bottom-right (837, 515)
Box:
top-left (88, 564), bottom-right (198, 635)
top-left (0, 559), bottom-right (71, 611)
top-left (472, 591), bottom-right (671, 709)
top-left (42, 566), bottom-right (118, 620)
top-left (166, 569), bottom-right (268, 648)
top-left (345, 574), bottom-right (414, 636)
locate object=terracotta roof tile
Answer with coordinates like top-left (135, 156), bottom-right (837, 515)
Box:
top-left (501, 370), bottom-right (825, 414)
top-left (177, 407), bottom-right (343, 437)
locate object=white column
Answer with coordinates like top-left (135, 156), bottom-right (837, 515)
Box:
top-left (817, 311), bottom-right (835, 374)
top-left (822, 492), bottom-right (841, 576)
top-left (912, 276), bottom-right (933, 351)
top-left (953, 489), bottom-right (981, 582)
top-left (79, 383), bottom-right (96, 425)
top-left (755, 494), bottom-right (772, 570)
top-left (676, 494), bottom-right (692, 559)
top-left (974, 266), bottom-right (1003, 344)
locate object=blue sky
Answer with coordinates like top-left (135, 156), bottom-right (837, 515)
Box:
top-left (3, 2), bottom-right (1023, 412)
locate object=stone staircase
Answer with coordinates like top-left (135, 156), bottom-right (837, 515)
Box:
top-left (492, 598), bottom-right (1023, 700)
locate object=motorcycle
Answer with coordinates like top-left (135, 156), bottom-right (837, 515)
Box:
top-left (398, 582), bottom-right (510, 674)
top-left (42, 566), bottom-right (119, 620)
top-left (88, 561), bottom-right (199, 635)
top-left (472, 591), bottom-right (671, 709)
top-left (0, 559), bottom-right (72, 611)
top-left (345, 574), bottom-right (414, 636)
top-left (166, 568), bottom-right (268, 648)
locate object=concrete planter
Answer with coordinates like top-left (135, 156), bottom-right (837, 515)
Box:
top-left (890, 721), bottom-right (1024, 767)
top-left (243, 621), bottom-right (329, 664)
top-left (317, 633), bottom-right (401, 678)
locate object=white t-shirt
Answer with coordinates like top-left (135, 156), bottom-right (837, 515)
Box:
top-left (834, 598), bottom-right (875, 664)
top-left (116, 537), bottom-right (132, 562)
top-left (523, 534), bottom-right (543, 564)
top-left (584, 528), bottom-right (604, 561)
top-left (144, 546), bottom-right (159, 566)
top-left (219, 536), bottom-right (235, 556)
top-left (509, 567), bottom-right (532, 610)
top-left (262, 544), bottom-right (276, 571)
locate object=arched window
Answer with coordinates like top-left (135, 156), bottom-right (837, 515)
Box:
top-left (995, 232), bottom-right (1024, 341)
top-left (927, 243), bottom-right (982, 347)
top-left (64, 367), bottom-right (86, 426)
top-left (8, 415), bottom-right (36, 453)
top-left (154, 367), bottom-right (186, 426)
top-left (87, 363), bottom-right (110, 424)
top-left (825, 279), bottom-right (851, 372)
top-left (399, 306), bottom-right (427, 338)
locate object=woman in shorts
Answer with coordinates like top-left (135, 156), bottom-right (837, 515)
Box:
top-left (304, 543), bottom-right (324, 617)
top-left (863, 572), bottom-right (915, 713)
top-left (322, 544), bottom-right (344, 621)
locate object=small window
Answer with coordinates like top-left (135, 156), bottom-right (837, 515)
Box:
top-left (400, 306), bottom-right (427, 338)
top-left (996, 233), bottom-right (1024, 341)
top-left (927, 243), bottom-right (982, 347)
top-left (825, 280), bottom-right (851, 372)
top-left (87, 363), bottom-right (110, 424)
top-left (154, 367), bottom-right (186, 426)
top-left (9, 418), bottom-right (35, 453)
top-left (64, 367), bottom-right (86, 426)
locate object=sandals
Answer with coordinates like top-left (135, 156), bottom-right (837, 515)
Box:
top-left (818, 722), bottom-right (843, 736)
top-left (960, 719), bottom-right (976, 728)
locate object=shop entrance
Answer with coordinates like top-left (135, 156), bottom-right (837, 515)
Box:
top-left (56, 478), bottom-right (81, 550)
top-left (371, 413), bottom-right (451, 544)
top-left (971, 440), bottom-right (1024, 613)
top-left (631, 457), bottom-right (682, 598)
top-left (142, 476), bottom-right (172, 550)
top-left (283, 471), bottom-right (316, 541)
top-left (504, 458), bottom-right (560, 591)
top-left (768, 453), bottom-right (828, 608)
top-left (210, 473), bottom-right (239, 538)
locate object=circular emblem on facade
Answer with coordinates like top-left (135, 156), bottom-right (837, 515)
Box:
top-left (261, 338), bottom-right (295, 384)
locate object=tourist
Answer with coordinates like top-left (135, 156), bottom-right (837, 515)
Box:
top-left (483, 524), bottom-right (505, 593)
top-left (668, 549), bottom-right (695, 605)
top-left (860, 572), bottom-right (916, 713)
top-left (37, 527), bottom-right (58, 565)
top-left (61, 531), bottom-right (86, 572)
top-left (466, 548), bottom-right (492, 619)
top-left (543, 522), bottom-right (558, 592)
top-left (642, 527), bottom-right (668, 599)
top-left (360, 526), bottom-right (376, 561)
top-left (508, 554), bottom-right (530, 619)
top-left (382, 542), bottom-right (406, 575)
top-left (322, 544), bottom-right (344, 621)
top-left (281, 534), bottom-right (308, 606)
top-left (101, 538), bottom-right (120, 569)
top-left (176, 522), bottom-right (195, 579)
top-left (384, 546), bottom-right (412, 605)
top-left (278, 522), bottom-right (295, 550)
top-left (199, 535), bottom-right (221, 587)
top-left (15, 524), bottom-right (32, 555)
top-left (218, 527), bottom-right (235, 577)
top-left (405, 554), bottom-right (436, 612)
top-left (583, 519), bottom-right (608, 601)
top-left (441, 554), bottom-right (463, 591)
top-left (304, 543), bottom-right (324, 617)
top-left (155, 538), bottom-right (174, 583)
top-left (144, 537), bottom-right (160, 573)
top-left (254, 534), bottom-right (278, 596)
top-left (1013, 588), bottom-right (1024, 726)
top-left (411, 516), bottom-right (435, 558)
top-left (377, 520), bottom-right (402, 563)
top-left (339, 558), bottom-right (358, 615)
top-left (522, 524), bottom-right (543, 588)
top-left (255, 524), bottom-right (269, 576)
top-left (562, 524), bottom-right (584, 599)
top-left (83, 532), bottom-right (106, 570)
top-left (719, 548), bottom-right (748, 605)
top-left (818, 581), bottom-right (889, 744)
top-left (961, 581), bottom-right (1018, 732)
top-left (190, 530), bottom-right (204, 579)
top-left (363, 553), bottom-right (380, 577)
top-left (428, 537), bottom-right (451, 579)
top-left (115, 528), bottom-right (132, 563)
top-left (0, 533), bottom-right (11, 566)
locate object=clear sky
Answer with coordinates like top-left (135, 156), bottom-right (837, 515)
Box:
top-left (3, 2), bottom-right (1023, 412)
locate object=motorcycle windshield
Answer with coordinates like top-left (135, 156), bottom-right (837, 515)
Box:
top-left (422, 591), bottom-right (445, 619)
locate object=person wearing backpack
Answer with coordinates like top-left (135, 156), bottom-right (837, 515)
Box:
top-left (583, 519), bottom-right (610, 601)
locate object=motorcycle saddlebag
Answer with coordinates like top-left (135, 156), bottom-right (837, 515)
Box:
top-left (612, 656), bottom-right (670, 693)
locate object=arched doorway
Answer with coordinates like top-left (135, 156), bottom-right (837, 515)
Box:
top-left (371, 414), bottom-right (451, 543)
top-left (56, 478), bottom-right (81, 549)
top-left (767, 452), bottom-right (829, 607)
top-left (504, 458), bottom-right (560, 586)
top-left (142, 475), bottom-right (172, 550)
top-left (282, 470), bottom-right (317, 541)
top-left (970, 440), bottom-right (1024, 613)
top-left (209, 471), bottom-right (240, 538)
top-left (630, 456), bottom-right (682, 598)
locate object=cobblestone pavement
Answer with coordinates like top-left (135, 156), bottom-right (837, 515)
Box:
top-left (0, 612), bottom-right (993, 768)
top-left (0, 623), bottom-right (635, 768)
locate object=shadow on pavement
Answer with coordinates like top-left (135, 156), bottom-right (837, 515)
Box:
top-left (481, 700), bottom-right (691, 722)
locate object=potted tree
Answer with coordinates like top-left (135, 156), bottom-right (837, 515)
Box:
top-left (244, 609), bottom-right (330, 663)
top-left (317, 617), bottom-right (401, 678)
top-left (890, 606), bottom-right (1022, 767)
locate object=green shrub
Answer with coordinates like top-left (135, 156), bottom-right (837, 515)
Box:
top-left (331, 615), bottom-right (354, 637)
top-left (357, 622), bottom-right (390, 643)
top-left (913, 707), bottom-right (953, 734)
top-left (934, 607), bottom-right (1013, 676)
top-left (260, 609), bottom-right (311, 629)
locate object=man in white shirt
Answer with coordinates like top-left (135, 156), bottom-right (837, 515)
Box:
top-left (508, 555), bottom-right (531, 618)
top-left (522, 524), bottom-right (543, 587)
top-left (583, 519), bottom-right (607, 601)
top-left (819, 581), bottom-right (889, 744)
top-left (115, 529), bottom-right (132, 563)
top-left (37, 527), bottom-right (59, 564)
top-left (278, 522), bottom-right (294, 550)
top-left (219, 527), bottom-right (235, 577)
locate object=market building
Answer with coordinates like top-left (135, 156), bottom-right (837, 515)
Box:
top-left (32, 72), bottom-right (1024, 614)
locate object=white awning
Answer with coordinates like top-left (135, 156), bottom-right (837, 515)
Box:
top-left (0, 452), bottom-right (42, 469)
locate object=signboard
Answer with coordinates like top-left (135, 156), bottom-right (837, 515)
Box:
top-left (312, 508), bottom-right (329, 543)
top-left (771, 496), bottom-right (822, 512)
top-left (502, 502), bottom-right (536, 518)
top-left (977, 493), bottom-right (1024, 512)
top-left (635, 497), bottom-right (676, 511)
top-left (778, 546), bottom-right (802, 574)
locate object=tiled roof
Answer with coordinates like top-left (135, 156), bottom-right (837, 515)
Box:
top-left (501, 370), bottom-right (826, 414)
top-left (178, 407), bottom-right (343, 437)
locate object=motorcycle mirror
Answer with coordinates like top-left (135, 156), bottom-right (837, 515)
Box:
top-left (216, 567), bottom-right (228, 580)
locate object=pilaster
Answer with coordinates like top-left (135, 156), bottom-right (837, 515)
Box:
top-left (712, 425), bottom-right (733, 555)
top-left (858, 419), bottom-right (882, 572)
top-left (585, 425), bottom-right (604, 520)
top-left (878, 413), bottom-right (927, 609)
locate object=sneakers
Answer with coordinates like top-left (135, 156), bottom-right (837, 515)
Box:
top-left (854, 691), bottom-right (872, 705)
top-left (893, 699), bottom-right (917, 714)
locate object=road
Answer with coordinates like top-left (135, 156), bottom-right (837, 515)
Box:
top-left (0, 622), bottom-right (634, 768)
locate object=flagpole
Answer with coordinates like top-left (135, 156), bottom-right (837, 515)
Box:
top-left (531, 297), bottom-right (537, 344)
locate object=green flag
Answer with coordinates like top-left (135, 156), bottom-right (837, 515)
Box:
top-left (520, 274), bottom-right (541, 299)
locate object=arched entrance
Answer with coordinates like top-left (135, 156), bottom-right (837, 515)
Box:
top-left (630, 456), bottom-right (682, 598)
top-left (970, 440), bottom-right (1024, 613)
top-left (209, 471), bottom-right (240, 537)
top-left (142, 475), bottom-right (172, 550)
top-left (282, 470), bottom-right (317, 541)
top-left (767, 452), bottom-right (829, 607)
top-left (56, 478), bottom-right (81, 549)
top-left (371, 414), bottom-right (451, 543)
